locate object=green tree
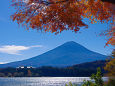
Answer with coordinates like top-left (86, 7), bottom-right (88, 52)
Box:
top-left (65, 82), bottom-right (77, 86)
top-left (91, 67), bottom-right (104, 86)
top-left (82, 80), bottom-right (95, 86)
top-left (65, 67), bottom-right (104, 86)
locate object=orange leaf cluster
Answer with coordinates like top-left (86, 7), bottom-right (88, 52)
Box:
top-left (106, 26), bottom-right (115, 46)
top-left (104, 50), bottom-right (115, 76)
top-left (11, 0), bottom-right (114, 34)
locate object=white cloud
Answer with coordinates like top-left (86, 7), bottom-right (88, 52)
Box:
top-left (0, 45), bottom-right (42, 55)
top-left (0, 62), bottom-right (8, 64)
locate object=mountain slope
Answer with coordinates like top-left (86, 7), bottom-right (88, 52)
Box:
top-left (0, 41), bottom-right (107, 68)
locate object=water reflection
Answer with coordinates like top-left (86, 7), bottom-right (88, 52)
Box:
top-left (0, 77), bottom-right (108, 86)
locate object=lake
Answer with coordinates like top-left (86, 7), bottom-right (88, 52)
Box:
top-left (0, 77), bottom-right (108, 86)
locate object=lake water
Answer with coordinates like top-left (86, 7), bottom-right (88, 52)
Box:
top-left (0, 77), bottom-right (108, 86)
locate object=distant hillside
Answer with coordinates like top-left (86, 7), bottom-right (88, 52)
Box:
top-left (0, 60), bottom-right (107, 77)
top-left (0, 41), bottom-right (107, 68)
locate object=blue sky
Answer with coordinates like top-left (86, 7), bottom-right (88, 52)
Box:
top-left (0, 0), bottom-right (114, 64)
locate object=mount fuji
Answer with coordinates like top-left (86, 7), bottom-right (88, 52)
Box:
top-left (0, 41), bottom-right (107, 68)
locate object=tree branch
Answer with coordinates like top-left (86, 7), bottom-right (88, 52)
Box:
top-left (40, 0), bottom-right (69, 6)
top-left (40, 0), bottom-right (115, 6)
top-left (101, 0), bottom-right (115, 4)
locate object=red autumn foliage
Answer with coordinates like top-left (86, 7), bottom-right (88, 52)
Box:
top-left (11, 0), bottom-right (115, 45)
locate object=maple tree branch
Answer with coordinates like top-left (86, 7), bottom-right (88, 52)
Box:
top-left (40, 0), bottom-right (69, 6)
top-left (39, 0), bottom-right (115, 6)
top-left (101, 0), bottom-right (115, 4)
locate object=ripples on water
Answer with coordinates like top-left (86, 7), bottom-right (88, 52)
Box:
top-left (0, 77), bottom-right (108, 86)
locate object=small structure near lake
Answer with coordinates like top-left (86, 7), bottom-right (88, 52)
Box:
top-left (16, 66), bottom-right (35, 69)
